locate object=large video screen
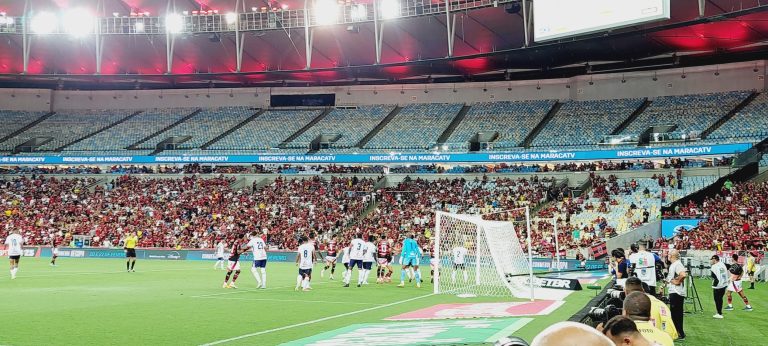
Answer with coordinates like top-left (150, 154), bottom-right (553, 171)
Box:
top-left (534, 0), bottom-right (670, 42)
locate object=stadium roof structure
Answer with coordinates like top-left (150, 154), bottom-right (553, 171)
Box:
top-left (0, 0), bottom-right (767, 89)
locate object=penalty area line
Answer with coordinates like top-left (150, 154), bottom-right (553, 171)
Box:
top-left (199, 292), bottom-right (435, 346)
top-left (193, 296), bottom-right (384, 306)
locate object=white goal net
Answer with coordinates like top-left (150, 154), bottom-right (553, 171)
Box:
top-left (434, 211), bottom-right (536, 299)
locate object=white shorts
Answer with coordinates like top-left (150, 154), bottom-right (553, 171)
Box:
top-left (377, 258), bottom-right (390, 266)
top-left (227, 260), bottom-right (241, 271)
top-left (52, 248), bottom-right (59, 256)
top-left (727, 280), bottom-right (743, 292)
top-left (325, 256), bottom-right (337, 263)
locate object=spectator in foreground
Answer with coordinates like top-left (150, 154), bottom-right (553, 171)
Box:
top-left (602, 315), bottom-right (655, 346)
top-left (530, 321), bottom-right (613, 346)
top-left (622, 292), bottom-right (674, 346)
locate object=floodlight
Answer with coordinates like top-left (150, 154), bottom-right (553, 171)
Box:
top-left (381, 0), bottom-right (400, 19)
top-left (63, 8), bottom-right (95, 37)
top-left (31, 12), bottom-right (58, 34)
top-left (225, 12), bottom-right (237, 24)
top-left (135, 21), bottom-right (145, 33)
top-left (351, 4), bottom-right (366, 21)
top-left (112, 12), bottom-right (119, 17)
top-left (313, 0), bottom-right (339, 26)
top-left (165, 13), bottom-right (184, 33)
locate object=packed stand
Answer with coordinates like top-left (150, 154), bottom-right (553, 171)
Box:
top-left (0, 174), bottom-right (376, 251)
top-left (662, 180), bottom-right (768, 251)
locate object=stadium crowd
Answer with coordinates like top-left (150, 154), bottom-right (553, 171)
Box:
top-left (660, 180), bottom-right (768, 251)
top-left (0, 156), bottom-right (733, 176)
top-left (0, 174), bottom-right (376, 251)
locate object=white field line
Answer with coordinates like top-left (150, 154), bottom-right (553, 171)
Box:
top-left (199, 292), bottom-right (435, 346)
top-left (193, 295), bottom-right (384, 306)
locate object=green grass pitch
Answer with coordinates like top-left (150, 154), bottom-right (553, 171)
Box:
top-left (2, 258), bottom-right (765, 345)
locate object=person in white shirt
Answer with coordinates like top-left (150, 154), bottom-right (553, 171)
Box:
top-left (709, 255), bottom-right (729, 318)
top-left (451, 245), bottom-right (469, 284)
top-left (665, 250), bottom-right (687, 340)
top-left (4, 231), bottom-right (24, 279)
top-left (213, 239), bottom-right (226, 270)
top-left (295, 236), bottom-right (315, 292)
top-left (360, 235), bottom-right (377, 286)
top-left (344, 233), bottom-right (366, 288)
top-left (248, 230), bottom-right (268, 289)
top-left (630, 243), bottom-right (657, 294)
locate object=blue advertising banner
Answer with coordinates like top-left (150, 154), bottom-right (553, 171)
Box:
top-left (0, 143), bottom-right (750, 165)
top-left (661, 218), bottom-right (705, 238)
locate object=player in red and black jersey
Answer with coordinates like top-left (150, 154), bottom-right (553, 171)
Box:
top-left (50, 235), bottom-right (60, 267)
top-left (223, 234), bottom-right (251, 289)
top-left (376, 234), bottom-right (394, 283)
top-left (321, 237), bottom-right (339, 280)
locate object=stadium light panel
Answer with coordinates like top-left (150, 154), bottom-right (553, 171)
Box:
top-left (165, 13), bottom-right (184, 33)
top-left (313, 0), bottom-right (339, 26)
top-left (135, 21), bottom-right (145, 33)
top-left (351, 4), bottom-right (366, 22)
top-left (30, 12), bottom-right (58, 34)
top-left (380, 0), bottom-right (400, 19)
top-left (63, 8), bottom-right (95, 37)
top-left (225, 12), bottom-right (237, 24)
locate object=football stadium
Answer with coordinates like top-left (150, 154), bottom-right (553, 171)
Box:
top-left (2, 0), bottom-right (768, 345)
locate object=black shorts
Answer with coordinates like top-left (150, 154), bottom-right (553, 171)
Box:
top-left (125, 249), bottom-right (137, 258)
top-left (299, 268), bottom-right (312, 278)
top-left (748, 271), bottom-right (755, 277)
top-left (363, 262), bottom-right (373, 270)
top-left (9, 255), bottom-right (20, 261)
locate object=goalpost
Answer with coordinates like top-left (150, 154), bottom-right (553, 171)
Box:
top-left (434, 207), bottom-right (537, 301)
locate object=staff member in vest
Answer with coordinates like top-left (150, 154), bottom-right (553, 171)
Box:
top-left (124, 231), bottom-right (139, 272)
top-left (710, 255), bottom-right (729, 319)
top-left (665, 250), bottom-right (687, 340)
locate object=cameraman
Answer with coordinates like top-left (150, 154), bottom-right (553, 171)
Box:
top-left (623, 277), bottom-right (678, 340)
top-left (610, 249), bottom-right (628, 280)
top-left (665, 250), bottom-right (686, 341)
top-left (623, 292), bottom-right (673, 346)
top-left (628, 243), bottom-right (659, 295)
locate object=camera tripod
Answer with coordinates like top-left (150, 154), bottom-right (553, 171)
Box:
top-left (685, 261), bottom-right (704, 313)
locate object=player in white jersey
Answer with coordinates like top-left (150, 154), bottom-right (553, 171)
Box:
top-left (340, 244), bottom-right (351, 283)
top-left (296, 236), bottom-right (315, 291)
top-left (213, 239), bottom-right (226, 270)
top-left (4, 231), bottom-right (24, 279)
top-left (360, 235), bottom-right (378, 286)
top-left (247, 230), bottom-right (268, 289)
top-left (451, 245), bottom-right (469, 284)
top-left (344, 233), bottom-right (366, 288)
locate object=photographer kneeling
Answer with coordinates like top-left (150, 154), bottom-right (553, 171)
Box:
top-left (623, 277), bottom-right (678, 340)
top-left (622, 292), bottom-right (674, 346)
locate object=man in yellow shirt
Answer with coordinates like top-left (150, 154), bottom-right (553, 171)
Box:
top-left (624, 277), bottom-right (678, 339)
top-left (623, 291), bottom-right (674, 346)
top-left (746, 251), bottom-right (757, 290)
top-left (124, 232), bottom-right (139, 272)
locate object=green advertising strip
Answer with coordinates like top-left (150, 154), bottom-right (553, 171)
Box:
top-left (280, 317), bottom-right (532, 346)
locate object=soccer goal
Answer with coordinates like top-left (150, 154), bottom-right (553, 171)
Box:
top-left (433, 209), bottom-right (536, 300)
